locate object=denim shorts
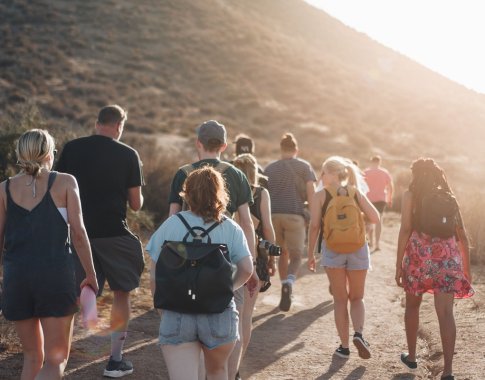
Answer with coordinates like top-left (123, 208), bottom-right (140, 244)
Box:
top-left (158, 301), bottom-right (239, 349)
top-left (320, 241), bottom-right (371, 270)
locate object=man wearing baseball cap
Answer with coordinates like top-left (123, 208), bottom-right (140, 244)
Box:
top-left (167, 120), bottom-right (259, 380)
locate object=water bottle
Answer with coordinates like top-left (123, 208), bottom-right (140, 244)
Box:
top-left (80, 285), bottom-right (98, 329)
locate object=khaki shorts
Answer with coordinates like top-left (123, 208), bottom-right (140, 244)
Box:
top-left (271, 213), bottom-right (306, 254)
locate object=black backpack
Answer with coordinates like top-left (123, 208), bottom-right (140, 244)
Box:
top-left (418, 188), bottom-right (458, 238)
top-left (154, 213), bottom-right (233, 314)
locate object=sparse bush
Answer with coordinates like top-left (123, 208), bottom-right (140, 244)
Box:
top-left (460, 190), bottom-right (485, 265)
top-left (123, 133), bottom-right (193, 227)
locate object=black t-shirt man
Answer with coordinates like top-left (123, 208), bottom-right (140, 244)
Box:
top-left (56, 135), bottom-right (144, 238)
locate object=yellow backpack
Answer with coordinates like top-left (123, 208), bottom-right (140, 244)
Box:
top-left (323, 186), bottom-right (366, 253)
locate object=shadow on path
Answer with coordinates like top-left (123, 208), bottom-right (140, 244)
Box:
top-left (242, 300), bottom-right (333, 378)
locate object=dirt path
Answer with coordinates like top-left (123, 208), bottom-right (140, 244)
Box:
top-left (0, 213), bottom-right (483, 379)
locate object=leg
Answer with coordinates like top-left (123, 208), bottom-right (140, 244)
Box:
top-left (203, 341), bottom-right (237, 380)
top-left (374, 218), bottom-right (382, 249)
top-left (111, 290), bottom-right (130, 358)
top-left (287, 247), bottom-right (302, 279)
top-left (404, 293), bottom-right (422, 362)
top-left (434, 292), bottom-right (455, 377)
top-left (36, 315), bottom-right (75, 380)
top-left (161, 342), bottom-right (201, 380)
top-left (14, 319), bottom-right (44, 380)
top-left (347, 270), bottom-right (367, 334)
top-left (277, 248), bottom-right (289, 282)
top-left (325, 268), bottom-right (350, 348)
top-left (241, 284), bottom-right (260, 359)
top-left (111, 290), bottom-right (130, 332)
top-left (227, 289), bottom-right (244, 380)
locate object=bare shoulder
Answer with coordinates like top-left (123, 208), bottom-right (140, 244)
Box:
top-left (55, 172), bottom-right (78, 188)
top-left (315, 188), bottom-right (327, 201)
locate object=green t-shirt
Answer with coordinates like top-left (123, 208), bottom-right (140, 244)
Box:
top-left (168, 159), bottom-right (253, 214)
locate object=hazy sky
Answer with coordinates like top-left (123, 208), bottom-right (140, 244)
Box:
top-left (306, 0), bottom-right (485, 94)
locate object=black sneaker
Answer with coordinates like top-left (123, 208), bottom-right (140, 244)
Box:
top-left (279, 283), bottom-right (292, 312)
top-left (334, 345), bottom-right (350, 359)
top-left (103, 356), bottom-right (134, 378)
top-left (352, 332), bottom-right (371, 359)
top-left (400, 353), bottom-right (417, 371)
top-left (441, 376), bottom-right (454, 380)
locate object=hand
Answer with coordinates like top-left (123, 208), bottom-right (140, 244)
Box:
top-left (246, 271), bottom-right (260, 297)
top-left (80, 272), bottom-right (99, 295)
top-left (267, 258), bottom-right (276, 277)
top-left (395, 267), bottom-right (403, 287)
top-left (307, 253), bottom-right (316, 273)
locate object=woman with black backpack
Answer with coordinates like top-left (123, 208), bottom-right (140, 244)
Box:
top-left (395, 158), bottom-right (473, 380)
top-left (146, 166), bottom-right (253, 380)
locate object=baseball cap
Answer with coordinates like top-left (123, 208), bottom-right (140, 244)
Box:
top-left (234, 136), bottom-right (254, 155)
top-left (197, 120), bottom-right (227, 145)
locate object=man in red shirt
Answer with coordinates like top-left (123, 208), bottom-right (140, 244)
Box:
top-left (364, 155), bottom-right (393, 251)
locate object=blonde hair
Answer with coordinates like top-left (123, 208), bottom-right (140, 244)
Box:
top-left (181, 166), bottom-right (229, 222)
top-left (322, 155), bottom-right (367, 193)
top-left (232, 153), bottom-right (265, 186)
top-left (16, 129), bottom-right (55, 177)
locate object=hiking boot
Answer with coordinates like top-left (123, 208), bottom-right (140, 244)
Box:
top-left (334, 345), bottom-right (350, 359)
top-left (400, 353), bottom-right (417, 371)
top-left (352, 332), bottom-right (371, 359)
top-left (279, 283), bottom-right (292, 311)
top-left (103, 356), bottom-right (134, 378)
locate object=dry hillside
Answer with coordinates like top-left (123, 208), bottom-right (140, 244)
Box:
top-left (1, 0), bottom-right (485, 172)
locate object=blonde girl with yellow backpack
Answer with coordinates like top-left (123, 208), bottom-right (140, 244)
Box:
top-left (307, 156), bottom-right (379, 360)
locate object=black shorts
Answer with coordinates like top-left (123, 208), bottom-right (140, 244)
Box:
top-left (74, 234), bottom-right (145, 296)
top-left (372, 201), bottom-right (387, 214)
top-left (2, 257), bottom-right (78, 321)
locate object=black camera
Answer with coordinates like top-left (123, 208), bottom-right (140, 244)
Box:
top-left (258, 239), bottom-right (281, 256)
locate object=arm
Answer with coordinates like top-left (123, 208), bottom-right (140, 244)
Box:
top-left (395, 191), bottom-right (413, 287)
top-left (387, 176), bottom-right (394, 206)
top-left (169, 202), bottom-right (181, 216)
top-left (66, 175), bottom-right (99, 294)
top-left (127, 186), bottom-right (143, 211)
top-left (307, 190), bottom-right (324, 272)
top-left (260, 188), bottom-right (277, 275)
top-left (237, 202), bottom-right (259, 295)
top-left (356, 189), bottom-right (380, 224)
top-left (233, 255), bottom-right (253, 291)
top-left (306, 180), bottom-right (316, 208)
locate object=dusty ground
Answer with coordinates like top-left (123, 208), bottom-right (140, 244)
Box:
top-left (0, 213), bottom-right (483, 379)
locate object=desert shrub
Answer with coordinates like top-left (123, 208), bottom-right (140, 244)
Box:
top-left (122, 133), bottom-right (193, 227)
top-left (0, 102), bottom-right (47, 181)
top-left (460, 190), bottom-right (485, 265)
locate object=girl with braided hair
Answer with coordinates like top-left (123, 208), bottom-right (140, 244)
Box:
top-left (395, 158), bottom-right (473, 380)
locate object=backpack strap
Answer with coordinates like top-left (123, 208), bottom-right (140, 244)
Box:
top-left (214, 161), bottom-right (231, 174)
top-left (180, 164), bottom-right (195, 177)
top-left (176, 213), bottom-right (224, 243)
top-left (318, 188), bottom-right (333, 249)
top-left (47, 171), bottom-right (58, 191)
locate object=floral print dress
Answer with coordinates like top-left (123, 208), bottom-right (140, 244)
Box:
top-left (402, 231), bottom-right (474, 298)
